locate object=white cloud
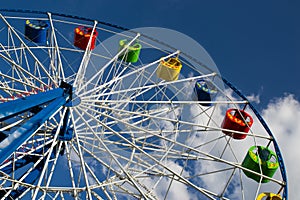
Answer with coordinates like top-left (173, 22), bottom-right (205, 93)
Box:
top-left (157, 162), bottom-right (194, 200)
top-left (141, 160), bottom-right (195, 200)
top-left (246, 94), bottom-right (260, 104)
top-left (183, 89), bottom-right (296, 199)
top-left (261, 94), bottom-right (300, 199)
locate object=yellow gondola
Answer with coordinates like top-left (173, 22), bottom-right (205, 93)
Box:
top-left (156, 57), bottom-right (182, 81)
top-left (256, 192), bottom-right (282, 200)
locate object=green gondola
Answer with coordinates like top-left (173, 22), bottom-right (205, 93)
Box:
top-left (242, 146), bottom-right (279, 183)
top-left (118, 39), bottom-right (142, 63)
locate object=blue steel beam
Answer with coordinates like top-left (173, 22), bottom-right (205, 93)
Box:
top-left (0, 92), bottom-right (68, 165)
top-left (0, 88), bottom-right (64, 121)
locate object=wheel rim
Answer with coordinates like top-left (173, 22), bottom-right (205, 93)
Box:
top-left (0, 10), bottom-right (287, 200)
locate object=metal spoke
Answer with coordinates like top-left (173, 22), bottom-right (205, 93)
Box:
top-left (32, 108), bottom-right (67, 199)
top-left (47, 12), bottom-right (65, 81)
top-left (0, 13), bottom-right (58, 87)
top-left (70, 108), bottom-right (93, 200)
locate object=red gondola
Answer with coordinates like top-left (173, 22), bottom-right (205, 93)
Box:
top-left (74, 26), bottom-right (98, 50)
top-left (221, 108), bottom-right (253, 139)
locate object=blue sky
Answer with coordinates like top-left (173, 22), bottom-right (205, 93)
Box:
top-left (0, 1), bottom-right (299, 199)
top-left (1, 0), bottom-right (298, 107)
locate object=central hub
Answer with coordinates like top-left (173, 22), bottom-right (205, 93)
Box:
top-left (60, 81), bottom-right (81, 107)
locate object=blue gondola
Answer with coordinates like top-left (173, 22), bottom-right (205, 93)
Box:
top-left (194, 79), bottom-right (217, 106)
top-left (25, 19), bottom-right (49, 43)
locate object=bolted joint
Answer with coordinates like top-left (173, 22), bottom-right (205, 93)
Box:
top-left (59, 81), bottom-right (73, 100)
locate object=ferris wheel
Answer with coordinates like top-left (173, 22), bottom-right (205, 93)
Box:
top-left (0, 9), bottom-right (287, 200)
